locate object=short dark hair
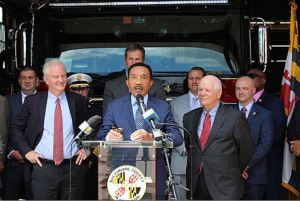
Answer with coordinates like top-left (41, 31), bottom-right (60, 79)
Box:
top-left (187, 66), bottom-right (206, 78)
top-left (19, 67), bottom-right (38, 78)
top-left (125, 44), bottom-right (145, 60)
top-left (128, 62), bottom-right (153, 80)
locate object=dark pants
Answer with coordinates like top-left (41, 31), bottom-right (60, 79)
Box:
top-left (243, 182), bottom-right (266, 200)
top-left (3, 161), bottom-right (33, 200)
top-left (193, 174), bottom-right (213, 200)
top-left (31, 158), bottom-right (87, 200)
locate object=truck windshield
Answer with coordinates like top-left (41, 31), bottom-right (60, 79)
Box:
top-left (59, 45), bottom-right (237, 76)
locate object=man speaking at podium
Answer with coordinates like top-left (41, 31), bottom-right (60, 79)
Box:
top-left (96, 62), bottom-right (183, 199)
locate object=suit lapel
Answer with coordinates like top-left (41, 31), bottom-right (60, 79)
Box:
top-left (247, 104), bottom-right (258, 125)
top-left (204, 104), bottom-right (225, 151)
top-left (39, 92), bottom-right (48, 132)
top-left (120, 75), bottom-right (129, 95)
top-left (123, 94), bottom-right (137, 135)
top-left (192, 108), bottom-right (203, 148)
top-left (66, 92), bottom-right (77, 133)
top-left (145, 96), bottom-right (156, 132)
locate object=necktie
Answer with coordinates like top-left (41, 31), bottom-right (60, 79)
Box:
top-left (135, 103), bottom-right (144, 130)
top-left (241, 107), bottom-right (247, 116)
top-left (53, 98), bottom-right (63, 165)
top-left (199, 112), bottom-right (211, 151)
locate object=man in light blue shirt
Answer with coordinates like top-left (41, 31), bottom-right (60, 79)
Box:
top-left (12, 59), bottom-right (90, 200)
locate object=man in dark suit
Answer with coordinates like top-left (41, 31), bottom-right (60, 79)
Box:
top-left (12, 59), bottom-right (89, 199)
top-left (4, 67), bottom-right (39, 200)
top-left (170, 67), bottom-right (205, 199)
top-left (96, 62), bottom-right (183, 199)
top-left (103, 43), bottom-right (166, 116)
top-left (247, 68), bottom-right (286, 199)
top-left (183, 75), bottom-right (253, 200)
top-left (287, 101), bottom-right (300, 187)
top-left (235, 76), bottom-right (274, 199)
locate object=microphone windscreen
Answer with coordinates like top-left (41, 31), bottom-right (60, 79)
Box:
top-left (87, 115), bottom-right (101, 129)
top-left (136, 94), bottom-right (144, 104)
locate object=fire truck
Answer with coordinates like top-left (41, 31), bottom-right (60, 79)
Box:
top-left (0, 0), bottom-right (272, 116)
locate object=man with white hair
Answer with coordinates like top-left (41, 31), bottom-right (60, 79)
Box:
top-left (12, 59), bottom-right (89, 199)
top-left (183, 75), bottom-right (253, 200)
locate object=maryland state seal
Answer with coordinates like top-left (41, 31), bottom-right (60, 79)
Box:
top-left (107, 165), bottom-right (147, 200)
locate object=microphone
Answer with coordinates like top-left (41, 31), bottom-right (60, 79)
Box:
top-left (136, 94), bottom-right (162, 141)
top-left (136, 94), bottom-right (147, 113)
top-left (74, 115), bottom-right (101, 141)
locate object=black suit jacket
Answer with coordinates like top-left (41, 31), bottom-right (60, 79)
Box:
top-left (287, 101), bottom-right (300, 174)
top-left (11, 91), bottom-right (89, 180)
top-left (102, 74), bottom-right (166, 115)
top-left (183, 104), bottom-right (253, 199)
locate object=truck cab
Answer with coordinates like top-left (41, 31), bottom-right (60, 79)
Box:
top-left (1, 0), bottom-right (269, 116)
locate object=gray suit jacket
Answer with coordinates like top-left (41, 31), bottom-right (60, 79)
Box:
top-left (183, 104), bottom-right (253, 199)
top-left (103, 74), bottom-right (166, 116)
top-left (170, 93), bottom-right (191, 174)
top-left (0, 95), bottom-right (9, 162)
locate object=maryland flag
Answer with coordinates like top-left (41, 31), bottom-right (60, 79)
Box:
top-left (128, 187), bottom-right (141, 199)
top-left (112, 172), bottom-right (125, 184)
top-left (281, 0), bottom-right (300, 197)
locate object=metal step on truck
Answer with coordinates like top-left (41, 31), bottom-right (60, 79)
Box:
top-left (0, 0), bottom-right (269, 117)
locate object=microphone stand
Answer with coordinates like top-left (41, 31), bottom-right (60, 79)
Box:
top-left (156, 122), bottom-right (194, 200)
top-left (159, 131), bottom-right (178, 200)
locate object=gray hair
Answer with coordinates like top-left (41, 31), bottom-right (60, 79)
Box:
top-left (42, 59), bottom-right (66, 76)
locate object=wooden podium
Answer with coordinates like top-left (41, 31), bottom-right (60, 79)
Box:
top-left (82, 141), bottom-right (157, 200)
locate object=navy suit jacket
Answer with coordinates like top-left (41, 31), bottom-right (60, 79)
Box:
top-left (96, 94), bottom-right (183, 197)
top-left (235, 103), bottom-right (274, 184)
top-left (6, 91), bottom-right (24, 167)
top-left (256, 91), bottom-right (286, 169)
top-left (12, 91), bottom-right (89, 181)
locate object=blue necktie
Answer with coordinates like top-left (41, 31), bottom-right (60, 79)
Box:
top-left (135, 103), bottom-right (144, 130)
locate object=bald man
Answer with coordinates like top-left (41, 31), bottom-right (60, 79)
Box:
top-left (235, 76), bottom-right (273, 199)
top-left (183, 75), bottom-right (253, 200)
top-left (247, 68), bottom-right (285, 199)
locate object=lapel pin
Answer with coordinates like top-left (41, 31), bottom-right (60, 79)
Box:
top-left (253, 112), bottom-right (257, 116)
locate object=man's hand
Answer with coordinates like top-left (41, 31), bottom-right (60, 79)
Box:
top-left (290, 140), bottom-right (300, 156)
top-left (25, 151), bottom-right (43, 167)
top-left (242, 166), bottom-right (249, 180)
top-left (108, 128), bottom-right (123, 141)
top-left (130, 129), bottom-right (153, 141)
top-left (75, 148), bottom-right (88, 165)
top-left (10, 150), bottom-right (25, 163)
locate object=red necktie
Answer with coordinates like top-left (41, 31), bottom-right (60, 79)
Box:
top-left (53, 98), bottom-right (63, 165)
top-left (200, 112), bottom-right (211, 151)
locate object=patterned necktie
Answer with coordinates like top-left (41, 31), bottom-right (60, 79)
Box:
top-left (53, 98), bottom-right (63, 165)
top-left (135, 103), bottom-right (144, 130)
top-left (241, 107), bottom-right (247, 117)
top-left (199, 112), bottom-right (211, 151)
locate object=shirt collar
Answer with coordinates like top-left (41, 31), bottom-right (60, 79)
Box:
top-left (131, 94), bottom-right (149, 107)
top-left (48, 91), bottom-right (67, 104)
top-left (188, 91), bottom-right (198, 101)
top-left (253, 89), bottom-right (264, 102)
top-left (238, 100), bottom-right (254, 113)
top-left (203, 102), bottom-right (220, 116)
